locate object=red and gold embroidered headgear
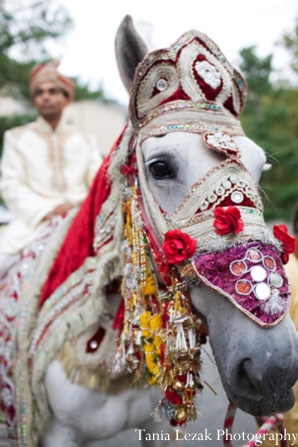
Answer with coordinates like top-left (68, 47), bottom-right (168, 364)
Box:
top-left (29, 59), bottom-right (74, 99)
top-left (129, 29), bottom-right (247, 143)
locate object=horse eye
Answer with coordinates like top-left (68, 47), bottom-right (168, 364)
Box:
top-left (149, 161), bottom-right (174, 179)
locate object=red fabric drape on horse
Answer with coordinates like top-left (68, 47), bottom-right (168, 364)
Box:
top-left (40, 129), bottom-right (126, 307)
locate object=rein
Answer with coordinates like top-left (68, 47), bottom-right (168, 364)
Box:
top-left (224, 403), bottom-right (287, 447)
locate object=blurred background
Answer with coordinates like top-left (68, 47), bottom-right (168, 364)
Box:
top-left (1, 0), bottom-right (298, 225)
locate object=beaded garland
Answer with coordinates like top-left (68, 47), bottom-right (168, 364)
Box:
top-left (113, 184), bottom-right (206, 426)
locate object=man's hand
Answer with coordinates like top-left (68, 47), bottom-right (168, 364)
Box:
top-left (43, 202), bottom-right (72, 220)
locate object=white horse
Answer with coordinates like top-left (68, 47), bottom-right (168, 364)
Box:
top-left (1, 16), bottom-right (298, 447)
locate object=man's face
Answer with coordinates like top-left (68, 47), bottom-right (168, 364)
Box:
top-left (32, 81), bottom-right (70, 120)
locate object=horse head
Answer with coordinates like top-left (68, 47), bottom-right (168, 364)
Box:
top-left (108, 15), bottom-right (298, 421)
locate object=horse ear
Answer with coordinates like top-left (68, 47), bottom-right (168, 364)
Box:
top-left (115, 15), bottom-right (149, 93)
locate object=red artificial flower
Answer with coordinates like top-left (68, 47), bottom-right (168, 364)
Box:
top-left (162, 229), bottom-right (197, 265)
top-left (273, 224), bottom-right (296, 264)
top-left (121, 155), bottom-right (138, 176)
top-left (213, 206), bottom-right (244, 236)
top-left (121, 165), bottom-right (138, 176)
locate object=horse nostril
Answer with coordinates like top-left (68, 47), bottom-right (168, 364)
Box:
top-left (237, 358), bottom-right (264, 396)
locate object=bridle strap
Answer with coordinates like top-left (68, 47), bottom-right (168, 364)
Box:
top-left (137, 190), bottom-right (162, 255)
top-left (223, 403), bottom-right (287, 447)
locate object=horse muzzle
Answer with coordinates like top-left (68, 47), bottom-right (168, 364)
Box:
top-left (192, 241), bottom-right (291, 327)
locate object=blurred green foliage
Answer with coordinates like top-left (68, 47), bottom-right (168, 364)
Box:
top-left (239, 40), bottom-right (298, 223)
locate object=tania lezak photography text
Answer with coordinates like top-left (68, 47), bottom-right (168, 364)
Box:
top-left (135, 428), bottom-right (298, 445)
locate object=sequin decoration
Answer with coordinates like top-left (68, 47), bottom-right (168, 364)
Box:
top-left (156, 78), bottom-right (168, 91)
top-left (264, 256), bottom-right (276, 270)
top-left (251, 266), bottom-right (267, 282)
top-left (230, 260), bottom-right (247, 275)
top-left (90, 340), bottom-right (99, 350)
top-left (236, 280), bottom-right (251, 295)
top-left (216, 186), bottom-right (225, 196)
top-left (247, 248), bottom-right (262, 262)
top-left (255, 283), bottom-right (271, 301)
top-left (269, 272), bottom-right (283, 288)
top-left (208, 192), bottom-right (217, 203)
top-left (230, 175), bottom-right (239, 184)
top-left (195, 60), bottom-right (221, 89)
top-left (231, 191), bottom-right (244, 204)
top-left (200, 200), bottom-right (209, 211)
top-left (223, 180), bottom-right (232, 189)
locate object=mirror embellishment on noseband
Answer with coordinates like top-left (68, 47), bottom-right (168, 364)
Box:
top-left (194, 243), bottom-right (290, 326)
top-left (114, 184), bottom-right (206, 426)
